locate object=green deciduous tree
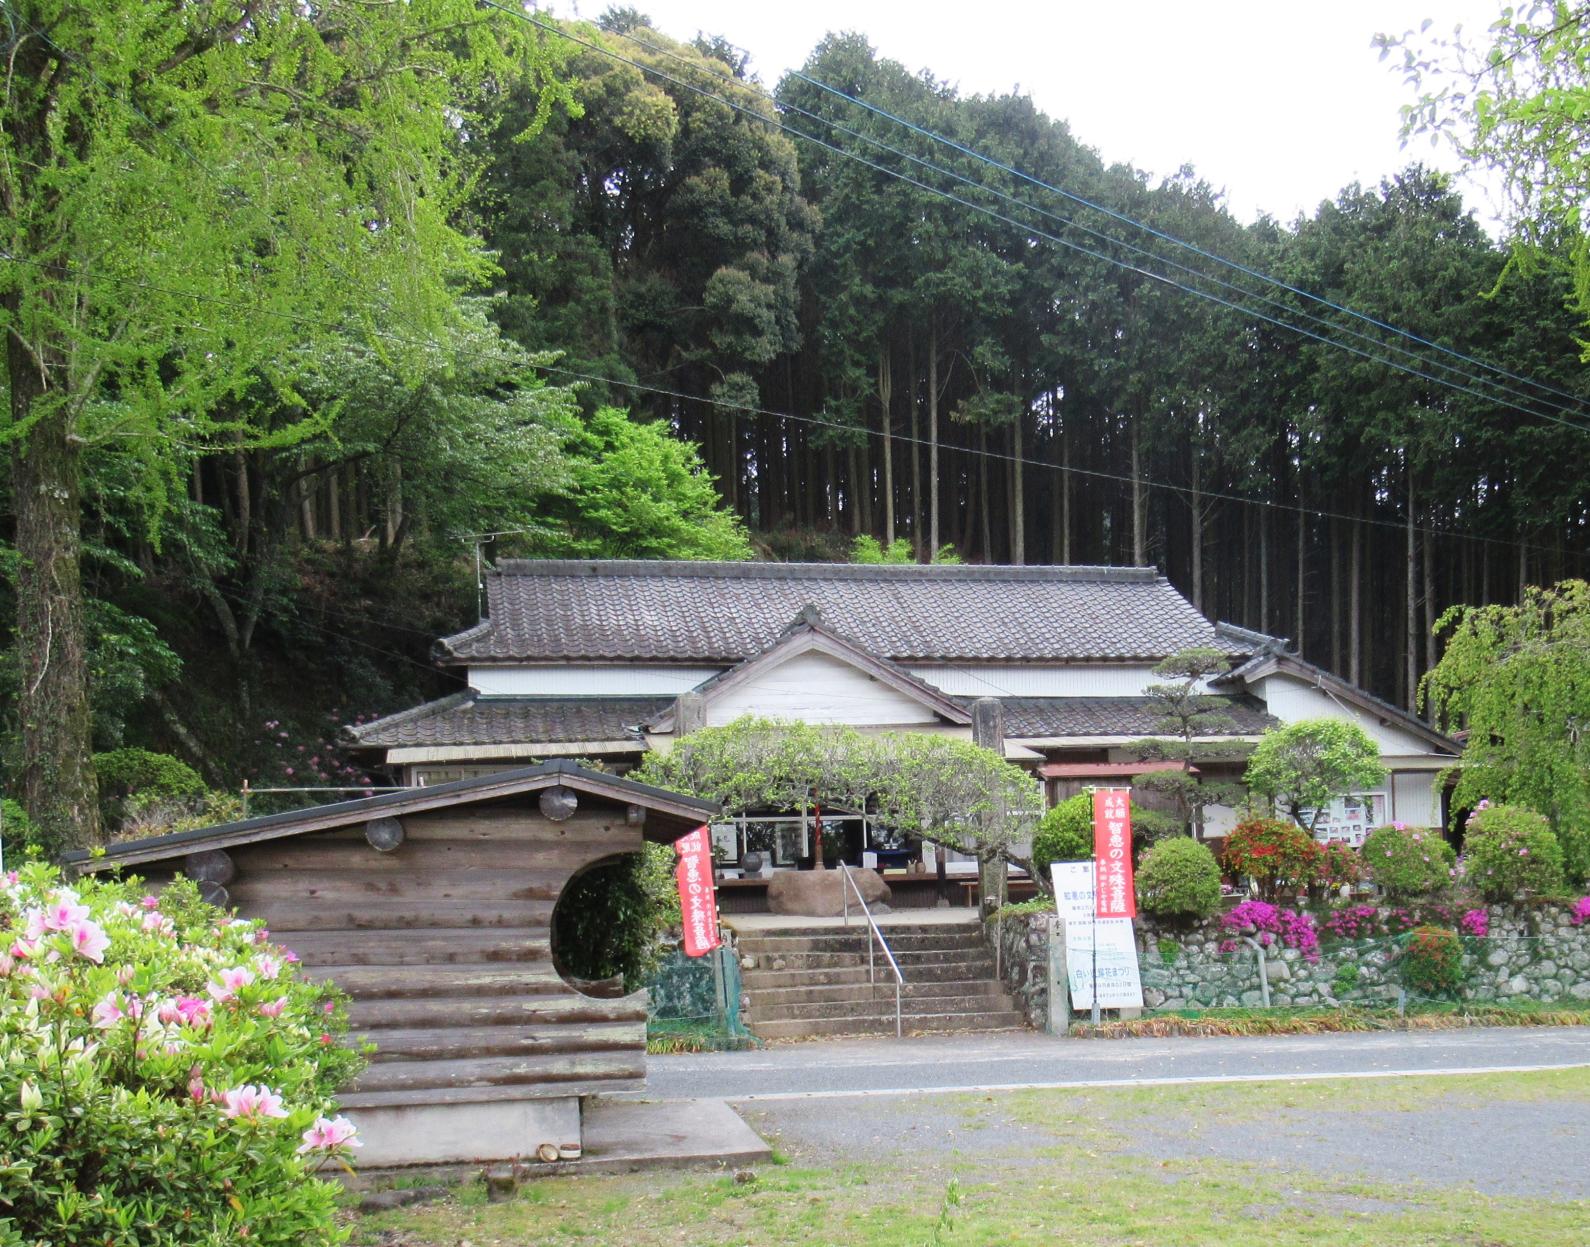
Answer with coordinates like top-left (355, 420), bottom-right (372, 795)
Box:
top-left (1244, 719), bottom-right (1389, 833)
top-left (1421, 579), bottom-right (1590, 884)
top-left (1, 0), bottom-right (570, 848)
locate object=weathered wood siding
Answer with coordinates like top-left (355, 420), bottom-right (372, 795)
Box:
top-left (227, 802), bottom-right (648, 1111)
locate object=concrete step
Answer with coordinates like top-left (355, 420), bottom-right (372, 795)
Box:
top-left (743, 978), bottom-right (1008, 1009)
top-left (746, 992), bottom-right (1015, 1023)
top-left (748, 1009), bottom-right (1028, 1041)
top-left (737, 931), bottom-right (986, 955)
top-left (738, 947), bottom-right (995, 974)
top-left (732, 921), bottom-right (981, 940)
top-left (741, 958), bottom-right (998, 990)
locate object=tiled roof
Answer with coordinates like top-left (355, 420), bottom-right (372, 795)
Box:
top-left (439, 561), bottom-right (1235, 664)
top-left (991, 695), bottom-right (1276, 738)
top-left (346, 694), bottom-right (670, 748)
top-left (347, 691), bottom-right (1274, 751)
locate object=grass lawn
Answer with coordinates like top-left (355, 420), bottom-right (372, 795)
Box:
top-left (349, 1067), bottom-right (1589, 1246)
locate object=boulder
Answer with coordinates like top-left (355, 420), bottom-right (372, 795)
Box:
top-left (767, 866), bottom-right (891, 917)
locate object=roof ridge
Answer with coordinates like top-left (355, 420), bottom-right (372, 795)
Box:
top-left (487, 559), bottom-right (1162, 583)
top-left (344, 689), bottom-right (476, 742)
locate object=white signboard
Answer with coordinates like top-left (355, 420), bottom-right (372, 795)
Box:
top-left (1052, 861), bottom-right (1144, 1010)
top-left (1296, 792), bottom-right (1388, 847)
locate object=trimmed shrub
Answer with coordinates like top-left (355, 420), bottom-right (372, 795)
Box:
top-left (1401, 925), bottom-right (1465, 995)
top-left (1362, 823), bottom-right (1456, 898)
top-left (1464, 803), bottom-right (1566, 901)
top-left (1221, 817), bottom-right (1321, 901)
top-left (0, 863), bottom-right (362, 1245)
top-left (95, 748), bottom-right (206, 832)
top-left (1031, 794), bottom-right (1093, 878)
top-left (1314, 842), bottom-right (1365, 897)
top-left (1136, 837), bottom-right (1222, 920)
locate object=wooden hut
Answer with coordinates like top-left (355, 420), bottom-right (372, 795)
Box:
top-left (67, 762), bottom-right (719, 1167)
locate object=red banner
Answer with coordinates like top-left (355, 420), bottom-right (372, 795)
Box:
top-left (1092, 788), bottom-right (1136, 919)
top-left (674, 825), bottom-right (722, 957)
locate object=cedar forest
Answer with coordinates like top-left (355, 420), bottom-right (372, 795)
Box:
top-left (3, 4), bottom-right (1589, 847)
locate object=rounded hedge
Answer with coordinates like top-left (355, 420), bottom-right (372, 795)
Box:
top-left (1401, 925), bottom-right (1465, 995)
top-left (1136, 836), bottom-right (1223, 920)
top-left (1464, 803), bottom-right (1565, 901)
top-left (1221, 817), bottom-right (1321, 901)
top-left (1031, 794), bottom-right (1093, 878)
top-left (0, 863), bottom-right (362, 1245)
top-left (1362, 824), bottom-right (1455, 898)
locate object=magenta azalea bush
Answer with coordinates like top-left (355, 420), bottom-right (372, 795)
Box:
top-left (1572, 897), bottom-right (1590, 927)
top-left (1219, 899), bottom-right (1321, 962)
top-left (0, 863), bottom-right (362, 1246)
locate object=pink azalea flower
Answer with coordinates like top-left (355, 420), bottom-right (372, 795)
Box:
top-left (187, 1070), bottom-right (207, 1103)
top-left (207, 965), bottom-right (256, 1002)
top-left (69, 920), bottom-right (109, 963)
top-left (174, 996), bottom-right (212, 1028)
top-left (43, 896), bottom-right (90, 932)
top-left (258, 996), bottom-right (289, 1019)
top-left (0, 952), bottom-right (13, 977)
top-left (219, 1084), bottom-right (288, 1121)
top-left (140, 895), bottom-right (161, 910)
top-left (254, 955), bottom-right (282, 981)
top-left (91, 993), bottom-right (127, 1028)
top-left (297, 1115), bottom-right (361, 1154)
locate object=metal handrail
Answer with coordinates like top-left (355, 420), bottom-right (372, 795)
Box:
top-left (840, 865), bottom-right (906, 1038)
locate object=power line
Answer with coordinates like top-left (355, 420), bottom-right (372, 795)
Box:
top-left (501, 9), bottom-right (1590, 436)
top-left (1, 249), bottom-right (1578, 561)
top-left (612, 23), bottom-right (1590, 430)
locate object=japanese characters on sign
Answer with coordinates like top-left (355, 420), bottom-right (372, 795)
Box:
top-left (1051, 861), bottom-right (1144, 1010)
top-left (673, 825), bottom-right (722, 957)
top-left (1091, 787), bottom-right (1136, 920)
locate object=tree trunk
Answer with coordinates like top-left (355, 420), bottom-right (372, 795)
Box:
top-left (1189, 452), bottom-right (1204, 610)
top-left (978, 426), bottom-right (992, 563)
top-left (8, 341), bottom-right (102, 848)
top-left (1405, 469), bottom-right (1418, 712)
top-left (928, 321), bottom-right (940, 559)
top-left (1258, 505), bottom-right (1269, 634)
top-left (1330, 515), bottom-right (1343, 673)
top-left (1422, 519), bottom-right (1437, 704)
top-left (1294, 485), bottom-right (1306, 656)
top-left (1010, 418), bottom-right (1025, 565)
top-left (1130, 417), bottom-right (1146, 566)
top-left (1060, 407), bottom-right (1072, 563)
top-left (908, 331), bottom-right (922, 559)
top-left (1349, 511), bottom-right (1363, 686)
top-left (878, 347), bottom-right (895, 547)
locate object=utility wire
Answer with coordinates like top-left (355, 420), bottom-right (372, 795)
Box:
top-left (612, 23), bottom-right (1590, 429)
top-left (776, 63), bottom-right (1590, 413)
top-left (501, 8), bottom-right (1590, 436)
top-left (1, 248), bottom-right (1579, 561)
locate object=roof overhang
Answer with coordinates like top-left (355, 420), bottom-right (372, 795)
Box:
top-left (386, 741), bottom-right (646, 764)
top-left (66, 761), bottom-right (719, 874)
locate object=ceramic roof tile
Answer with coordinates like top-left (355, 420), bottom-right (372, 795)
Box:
top-left (347, 695), bottom-right (670, 748)
top-left (438, 561), bottom-right (1230, 664)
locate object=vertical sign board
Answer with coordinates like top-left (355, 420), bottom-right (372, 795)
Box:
top-left (674, 826), bottom-right (722, 957)
top-left (1092, 788), bottom-right (1136, 919)
top-left (1052, 860), bottom-right (1144, 1011)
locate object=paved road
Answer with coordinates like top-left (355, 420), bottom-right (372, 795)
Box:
top-left (642, 1025), bottom-right (1590, 1101)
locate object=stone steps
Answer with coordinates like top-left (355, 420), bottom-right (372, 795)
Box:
top-left (734, 922), bottom-right (1024, 1042)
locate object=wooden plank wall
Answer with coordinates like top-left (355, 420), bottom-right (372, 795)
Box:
top-left (227, 802), bottom-right (648, 1111)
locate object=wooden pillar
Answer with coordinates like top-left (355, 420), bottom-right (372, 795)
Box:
top-left (971, 697), bottom-right (1009, 916)
top-left (674, 693), bottom-right (705, 737)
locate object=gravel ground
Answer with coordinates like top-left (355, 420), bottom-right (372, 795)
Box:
top-left (743, 1090), bottom-right (1590, 1199)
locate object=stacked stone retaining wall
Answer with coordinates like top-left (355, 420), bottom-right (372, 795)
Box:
top-left (986, 902), bottom-right (1590, 1025)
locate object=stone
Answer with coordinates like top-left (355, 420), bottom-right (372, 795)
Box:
top-left (1239, 990), bottom-right (1264, 1006)
top-left (767, 867), bottom-right (891, 917)
top-left (1266, 960), bottom-right (1292, 982)
top-left (1509, 975), bottom-right (1530, 995)
top-left (1486, 949), bottom-right (1509, 968)
top-left (1568, 982), bottom-right (1590, 1001)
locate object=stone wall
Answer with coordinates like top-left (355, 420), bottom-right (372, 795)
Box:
top-left (989, 902), bottom-right (1590, 1022)
top-left (985, 910), bottom-right (1056, 1029)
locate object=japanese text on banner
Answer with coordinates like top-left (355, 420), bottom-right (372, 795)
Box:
top-left (673, 826), bottom-right (722, 957)
top-left (1091, 788), bottom-right (1136, 919)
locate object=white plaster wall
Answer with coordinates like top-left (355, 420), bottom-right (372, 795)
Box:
top-left (704, 650), bottom-right (942, 726)
top-left (1253, 674), bottom-right (1442, 756)
top-left (470, 664), bottom-right (723, 696)
top-left (1392, 770), bottom-right (1440, 828)
top-left (907, 664), bottom-right (1161, 697)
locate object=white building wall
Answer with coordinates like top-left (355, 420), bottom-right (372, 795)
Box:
top-left (470, 664), bottom-right (723, 696)
top-left (907, 664), bottom-right (1162, 697)
top-left (1252, 675), bottom-right (1442, 756)
top-left (704, 651), bottom-right (943, 727)
top-left (1392, 771), bottom-right (1441, 828)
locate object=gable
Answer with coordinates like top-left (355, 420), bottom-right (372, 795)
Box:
top-left (1254, 674), bottom-right (1455, 757)
top-left (703, 648), bottom-right (951, 727)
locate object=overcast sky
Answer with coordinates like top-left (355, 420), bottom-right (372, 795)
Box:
top-left (548, 0), bottom-right (1505, 229)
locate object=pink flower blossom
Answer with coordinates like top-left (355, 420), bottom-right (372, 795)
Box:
top-left (208, 966), bottom-right (256, 1002)
top-left (219, 1084), bottom-right (288, 1121)
top-left (258, 997), bottom-right (289, 1019)
top-left (91, 993), bottom-right (127, 1028)
top-left (173, 996), bottom-right (212, 1028)
top-left (140, 895), bottom-right (161, 910)
top-left (43, 895), bottom-right (90, 932)
top-left (187, 1069), bottom-right (207, 1103)
top-left (297, 1115), bottom-right (360, 1154)
top-left (69, 920), bottom-right (109, 963)
top-left (254, 955), bottom-right (282, 981)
